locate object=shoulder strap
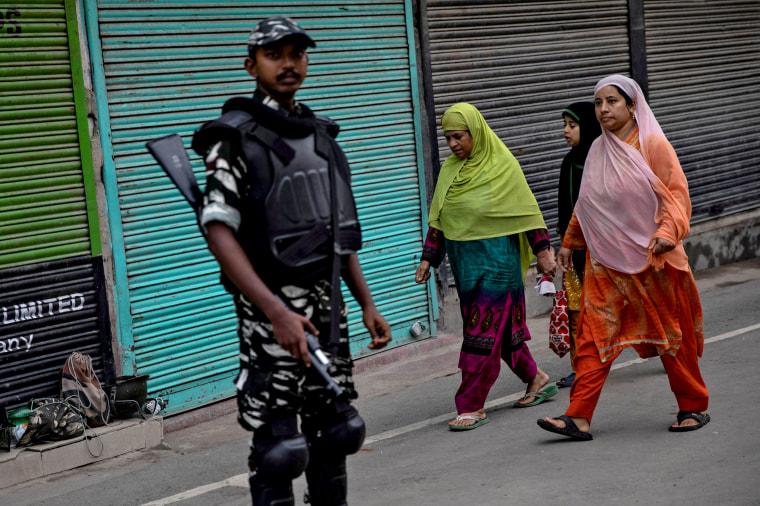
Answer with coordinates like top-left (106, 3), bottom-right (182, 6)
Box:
top-left (326, 133), bottom-right (342, 357)
top-left (246, 123), bottom-right (295, 165)
top-left (315, 114), bottom-right (340, 139)
top-left (191, 109), bottom-right (253, 157)
top-left (308, 115), bottom-right (349, 356)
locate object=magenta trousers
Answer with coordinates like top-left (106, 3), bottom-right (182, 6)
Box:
top-left (455, 342), bottom-right (537, 414)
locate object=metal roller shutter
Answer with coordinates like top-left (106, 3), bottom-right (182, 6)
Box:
top-left (643, 0), bottom-right (760, 222)
top-left (426, 0), bottom-right (630, 233)
top-left (86, 0), bottom-right (433, 414)
top-left (0, 0), bottom-right (98, 267)
top-left (0, 256), bottom-right (110, 410)
top-left (0, 1), bottom-right (108, 409)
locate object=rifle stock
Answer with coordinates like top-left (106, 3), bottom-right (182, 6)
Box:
top-left (146, 134), bottom-right (202, 211)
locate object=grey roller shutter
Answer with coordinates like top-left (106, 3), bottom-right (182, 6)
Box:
top-left (644, 0), bottom-right (760, 222)
top-left (426, 0), bottom-right (631, 232)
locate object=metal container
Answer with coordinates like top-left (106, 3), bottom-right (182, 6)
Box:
top-left (108, 375), bottom-right (150, 419)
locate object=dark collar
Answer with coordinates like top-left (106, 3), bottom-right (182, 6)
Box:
top-left (223, 93), bottom-right (317, 138)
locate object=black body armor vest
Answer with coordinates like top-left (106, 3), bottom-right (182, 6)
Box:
top-left (192, 97), bottom-right (361, 287)
top-left (265, 133), bottom-right (360, 267)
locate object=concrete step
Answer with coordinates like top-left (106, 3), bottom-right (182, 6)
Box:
top-left (1, 416), bottom-right (163, 489)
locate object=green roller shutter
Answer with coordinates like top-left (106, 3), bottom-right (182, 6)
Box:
top-left (86, 0), bottom-right (433, 414)
top-left (0, 0), bottom-right (99, 267)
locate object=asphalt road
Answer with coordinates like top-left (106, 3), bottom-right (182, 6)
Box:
top-left (4, 260), bottom-right (760, 506)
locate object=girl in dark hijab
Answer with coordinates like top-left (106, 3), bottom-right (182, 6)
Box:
top-left (555, 101), bottom-right (601, 388)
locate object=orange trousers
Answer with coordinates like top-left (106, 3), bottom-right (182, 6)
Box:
top-left (568, 310), bottom-right (580, 371)
top-left (565, 310), bottom-right (709, 422)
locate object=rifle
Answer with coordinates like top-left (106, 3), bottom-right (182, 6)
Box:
top-left (146, 134), bottom-right (202, 214)
top-left (146, 134), bottom-right (347, 399)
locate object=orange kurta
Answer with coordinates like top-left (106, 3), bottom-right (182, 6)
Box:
top-left (562, 129), bottom-right (704, 363)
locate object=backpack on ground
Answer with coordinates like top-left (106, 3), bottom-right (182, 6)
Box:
top-left (17, 398), bottom-right (84, 446)
top-left (61, 352), bottom-right (110, 427)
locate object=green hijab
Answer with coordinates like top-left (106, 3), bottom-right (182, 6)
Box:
top-left (428, 103), bottom-right (547, 274)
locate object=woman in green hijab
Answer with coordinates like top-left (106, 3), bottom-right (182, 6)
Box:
top-left (415, 103), bottom-right (558, 430)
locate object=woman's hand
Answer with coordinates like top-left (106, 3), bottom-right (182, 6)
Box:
top-left (536, 248), bottom-right (556, 281)
top-left (649, 237), bottom-right (675, 255)
top-left (557, 247), bottom-right (573, 273)
top-left (415, 260), bottom-right (431, 284)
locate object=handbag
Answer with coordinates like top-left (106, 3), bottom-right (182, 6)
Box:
top-left (549, 285), bottom-right (572, 358)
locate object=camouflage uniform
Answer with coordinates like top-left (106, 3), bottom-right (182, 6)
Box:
top-left (197, 16), bottom-right (368, 505)
top-left (233, 281), bottom-right (357, 432)
top-left (200, 91), bottom-right (358, 432)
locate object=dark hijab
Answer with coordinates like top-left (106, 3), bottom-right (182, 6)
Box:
top-left (557, 101), bottom-right (601, 280)
top-left (556, 101), bottom-right (601, 236)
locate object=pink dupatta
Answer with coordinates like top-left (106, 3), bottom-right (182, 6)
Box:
top-left (575, 75), bottom-right (691, 274)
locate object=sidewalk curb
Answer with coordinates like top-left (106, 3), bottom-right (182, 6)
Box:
top-left (352, 333), bottom-right (461, 374)
top-left (0, 417), bottom-right (162, 490)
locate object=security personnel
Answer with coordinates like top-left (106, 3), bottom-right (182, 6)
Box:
top-left (192, 16), bottom-right (392, 506)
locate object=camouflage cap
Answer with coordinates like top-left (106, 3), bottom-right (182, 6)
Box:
top-left (248, 16), bottom-right (316, 51)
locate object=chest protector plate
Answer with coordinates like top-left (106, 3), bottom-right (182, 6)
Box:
top-left (265, 133), bottom-right (360, 268)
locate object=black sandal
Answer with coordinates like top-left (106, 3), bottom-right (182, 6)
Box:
top-left (668, 411), bottom-right (710, 432)
top-left (537, 415), bottom-right (593, 441)
top-left (556, 372), bottom-right (576, 388)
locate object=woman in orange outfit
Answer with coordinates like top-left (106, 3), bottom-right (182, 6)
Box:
top-left (537, 75), bottom-right (709, 440)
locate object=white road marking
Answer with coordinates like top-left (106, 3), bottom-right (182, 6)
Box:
top-left (703, 322), bottom-right (760, 344)
top-left (141, 322), bottom-right (759, 505)
top-left (365, 322), bottom-right (760, 445)
top-left (141, 473), bottom-right (248, 505)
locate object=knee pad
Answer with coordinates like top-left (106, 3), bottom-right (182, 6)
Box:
top-left (252, 421), bottom-right (309, 482)
top-left (256, 433), bottom-right (309, 481)
top-left (326, 406), bottom-right (366, 456)
top-left (304, 404), bottom-right (366, 456)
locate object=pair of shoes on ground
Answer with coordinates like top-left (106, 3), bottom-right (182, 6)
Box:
top-left (537, 410), bottom-right (711, 440)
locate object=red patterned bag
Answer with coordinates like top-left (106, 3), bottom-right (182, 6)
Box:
top-left (549, 288), bottom-right (571, 358)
